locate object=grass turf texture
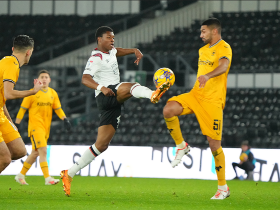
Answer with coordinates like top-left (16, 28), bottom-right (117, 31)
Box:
top-left (0, 176), bottom-right (279, 210)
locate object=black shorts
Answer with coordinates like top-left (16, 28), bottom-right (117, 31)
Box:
top-left (96, 84), bottom-right (122, 130)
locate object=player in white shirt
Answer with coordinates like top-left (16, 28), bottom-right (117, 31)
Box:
top-left (60, 26), bottom-right (170, 196)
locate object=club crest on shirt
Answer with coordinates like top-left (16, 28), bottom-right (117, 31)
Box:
top-left (212, 51), bottom-right (216, 56)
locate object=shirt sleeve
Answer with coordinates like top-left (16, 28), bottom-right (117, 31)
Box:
top-left (16, 107), bottom-right (27, 120)
top-left (16, 96), bottom-right (31, 120)
top-left (21, 96), bottom-right (32, 109)
top-left (218, 44), bottom-right (232, 62)
top-left (54, 108), bottom-right (66, 119)
top-left (83, 55), bottom-right (102, 77)
top-left (52, 90), bottom-right (62, 110)
top-left (3, 61), bottom-right (19, 84)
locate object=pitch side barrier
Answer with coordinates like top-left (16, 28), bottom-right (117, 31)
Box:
top-left (3, 146), bottom-right (279, 182)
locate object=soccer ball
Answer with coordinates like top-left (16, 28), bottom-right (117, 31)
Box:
top-left (153, 68), bottom-right (175, 88)
top-left (239, 153), bottom-right (248, 162)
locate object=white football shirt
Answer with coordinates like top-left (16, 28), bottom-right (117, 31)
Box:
top-left (83, 47), bottom-right (120, 96)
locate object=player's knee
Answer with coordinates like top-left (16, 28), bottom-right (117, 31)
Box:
top-left (2, 156), bottom-right (12, 168)
top-left (163, 105), bottom-right (175, 118)
top-left (11, 148), bottom-right (27, 160)
top-left (32, 150), bottom-right (39, 158)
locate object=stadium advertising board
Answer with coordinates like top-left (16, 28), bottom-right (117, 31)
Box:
top-left (3, 146), bottom-right (279, 182)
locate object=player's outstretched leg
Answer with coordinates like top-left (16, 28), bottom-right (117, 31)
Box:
top-left (116, 82), bottom-right (170, 104)
top-left (60, 170), bottom-right (72, 197)
top-left (163, 101), bottom-right (190, 167)
top-left (61, 124), bottom-right (115, 196)
top-left (151, 82), bottom-right (171, 104)
top-left (208, 137), bottom-right (230, 200)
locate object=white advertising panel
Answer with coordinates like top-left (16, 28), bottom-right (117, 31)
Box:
top-left (3, 146), bottom-right (279, 182)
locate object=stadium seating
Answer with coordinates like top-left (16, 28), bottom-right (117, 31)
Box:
top-left (137, 11), bottom-right (280, 73)
top-left (45, 87), bottom-right (280, 149)
top-left (0, 14), bottom-right (129, 61)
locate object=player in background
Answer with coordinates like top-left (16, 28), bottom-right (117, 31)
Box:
top-left (14, 70), bottom-right (71, 185)
top-left (163, 18), bottom-right (232, 199)
top-left (232, 140), bottom-right (256, 180)
top-left (0, 35), bottom-right (43, 174)
top-left (60, 26), bottom-right (170, 196)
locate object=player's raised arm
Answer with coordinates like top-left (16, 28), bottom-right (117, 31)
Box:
top-left (116, 48), bottom-right (143, 65)
top-left (4, 79), bottom-right (43, 100)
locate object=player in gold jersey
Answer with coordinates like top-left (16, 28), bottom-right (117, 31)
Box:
top-left (14, 70), bottom-right (71, 185)
top-left (0, 35), bottom-right (43, 174)
top-left (163, 18), bottom-right (232, 199)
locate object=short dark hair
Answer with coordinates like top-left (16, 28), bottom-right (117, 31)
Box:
top-left (201, 18), bottom-right (221, 34)
top-left (241, 140), bottom-right (250, 149)
top-left (13, 35), bottom-right (34, 52)
top-left (38, 70), bottom-right (50, 77)
top-left (95, 26), bottom-right (113, 44)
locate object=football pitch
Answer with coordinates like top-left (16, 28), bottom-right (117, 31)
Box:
top-left (0, 176), bottom-right (279, 210)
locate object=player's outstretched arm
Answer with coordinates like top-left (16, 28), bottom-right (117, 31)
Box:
top-left (4, 79), bottom-right (43, 100)
top-left (116, 48), bottom-right (143, 65)
top-left (81, 74), bottom-right (115, 96)
top-left (197, 58), bottom-right (229, 88)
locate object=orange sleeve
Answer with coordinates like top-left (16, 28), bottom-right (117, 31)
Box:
top-left (52, 90), bottom-right (62, 110)
top-left (16, 96), bottom-right (32, 119)
top-left (218, 44), bottom-right (232, 62)
top-left (54, 108), bottom-right (66, 120)
top-left (16, 107), bottom-right (27, 120)
top-left (3, 61), bottom-right (19, 85)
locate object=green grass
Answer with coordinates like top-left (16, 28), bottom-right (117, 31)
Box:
top-left (0, 176), bottom-right (279, 210)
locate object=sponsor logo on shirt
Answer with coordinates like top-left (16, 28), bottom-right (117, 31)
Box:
top-left (37, 102), bottom-right (52, 106)
top-left (198, 59), bottom-right (214, 67)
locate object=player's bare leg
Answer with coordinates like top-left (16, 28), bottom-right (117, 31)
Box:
top-left (95, 124), bottom-right (116, 152)
top-left (208, 136), bottom-right (230, 199)
top-left (116, 82), bottom-right (137, 103)
top-left (15, 149), bottom-right (38, 185)
top-left (163, 101), bottom-right (190, 167)
top-left (0, 141), bottom-right (12, 173)
top-left (6, 138), bottom-right (27, 160)
top-left (25, 149), bottom-right (39, 165)
top-left (62, 124), bottom-right (115, 196)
